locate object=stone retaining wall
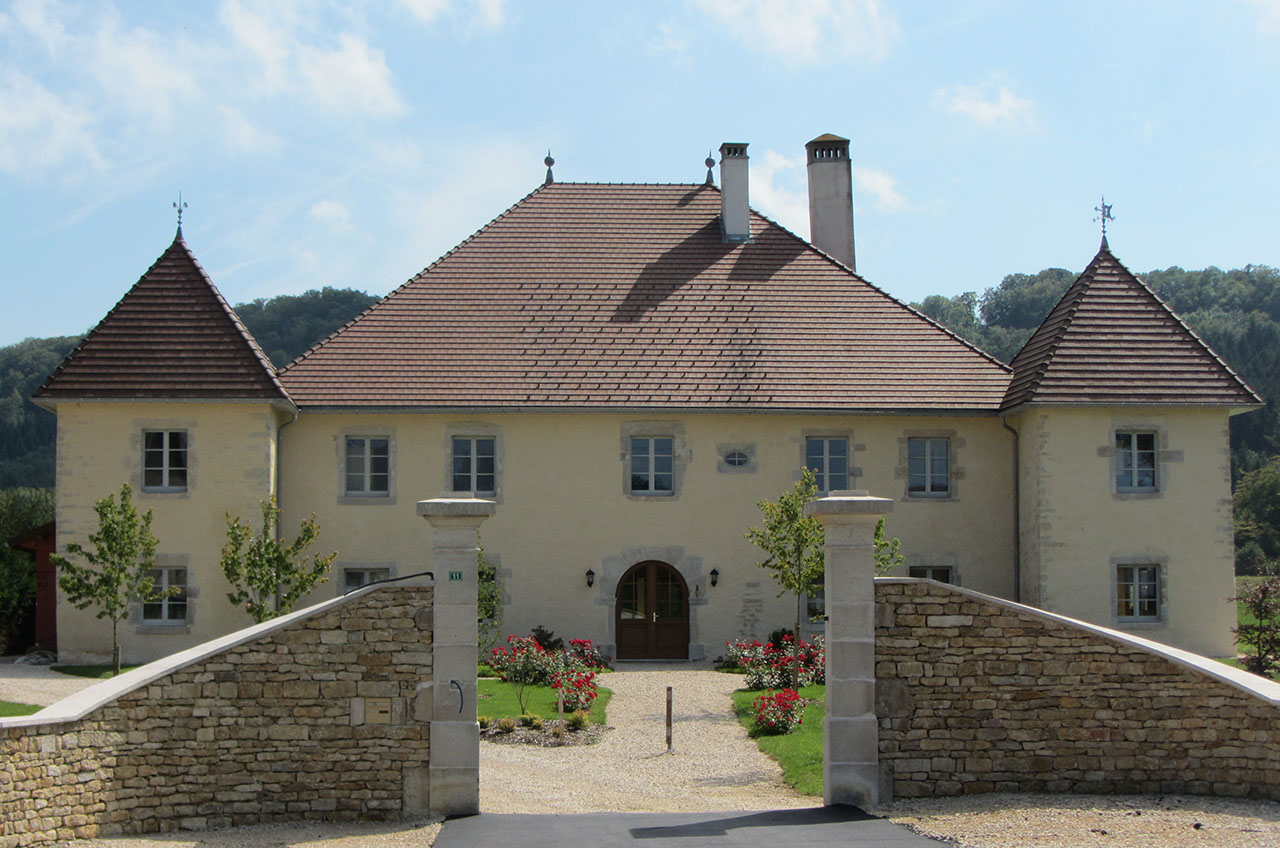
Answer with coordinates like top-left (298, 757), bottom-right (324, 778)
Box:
top-left (875, 579), bottom-right (1280, 801)
top-left (0, 585), bottom-right (434, 847)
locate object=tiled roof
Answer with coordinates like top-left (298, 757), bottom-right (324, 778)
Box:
top-left (280, 183), bottom-right (1011, 411)
top-left (36, 231), bottom-right (291, 403)
top-left (1002, 243), bottom-right (1262, 410)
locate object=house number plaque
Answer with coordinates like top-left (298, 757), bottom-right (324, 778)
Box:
top-left (449, 571), bottom-right (464, 581)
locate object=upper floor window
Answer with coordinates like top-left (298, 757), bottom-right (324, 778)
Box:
top-left (630, 436), bottom-right (674, 495)
top-left (142, 567), bottom-right (187, 624)
top-left (1116, 564), bottom-right (1160, 621)
top-left (143, 431), bottom-right (187, 492)
top-left (1115, 431), bottom-right (1157, 491)
top-left (805, 437), bottom-right (848, 492)
top-left (452, 436), bottom-right (496, 495)
top-left (908, 438), bottom-right (950, 497)
top-left (345, 437), bottom-right (390, 496)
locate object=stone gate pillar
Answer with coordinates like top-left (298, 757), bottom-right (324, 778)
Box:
top-left (416, 497), bottom-right (495, 817)
top-left (805, 489), bottom-right (891, 808)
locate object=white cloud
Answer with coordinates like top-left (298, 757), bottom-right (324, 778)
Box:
top-left (219, 105), bottom-right (281, 154)
top-left (309, 199), bottom-right (353, 233)
top-left (1246, 0), bottom-right (1280, 32)
top-left (298, 34), bottom-right (404, 117)
top-left (400, 0), bottom-right (507, 30)
top-left (649, 21), bottom-right (688, 54)
top-left (933, 75), bottom-right (1037, 130)
top-left (696, 0), bottom-right (899, 64)
top-left (749, 150), bottom-right (809, 235)
top-left (89, 16), bottom-right (202, 126)
top-left (853, 166), bottom-right (909, 214)
top-left (0, 69), bottom-right (102, 176)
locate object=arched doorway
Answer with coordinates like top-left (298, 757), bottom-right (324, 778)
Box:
top-left (614, 560), bottom-right (690, 660)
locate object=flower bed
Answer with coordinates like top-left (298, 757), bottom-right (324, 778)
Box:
top-left (724, 634), bottom-right (825, 689)
top-left (751, 688), bottom-right (808, 734)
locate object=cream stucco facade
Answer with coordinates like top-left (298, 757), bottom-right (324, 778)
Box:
top-left (1009, 405), bottom-right (1239, 656)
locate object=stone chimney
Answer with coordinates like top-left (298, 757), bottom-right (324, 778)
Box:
top-left (719, 142), bottom-right (751, 243)
top-left (805, 133), bottom-right (855, 271)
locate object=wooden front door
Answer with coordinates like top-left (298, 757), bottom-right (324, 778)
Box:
top-left (615, 561), bottom-right (689, 660)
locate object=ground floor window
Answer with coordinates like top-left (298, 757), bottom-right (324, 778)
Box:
top-left (1116, 564), bottom-right (1160, 621)
top-left (142, 567), bottom-right (187, 623)
top-left (908, 565), bottom-right (954, 583)
top-left (344, 567), bottom-right (391, 592)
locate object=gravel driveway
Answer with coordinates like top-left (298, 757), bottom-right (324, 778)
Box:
top-left (0, 655), bottom-right (101, 706)
top-left (480, 663), bottom-right (818, 814)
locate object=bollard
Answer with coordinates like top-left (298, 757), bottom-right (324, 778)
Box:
top-left (558, 691), bottom-right (565, 746)
top-left (666, 686), bottom-right (673, 753)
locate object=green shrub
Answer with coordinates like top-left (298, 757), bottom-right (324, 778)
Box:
top-left (565, 710), bottom-right (588, 731)
top-left (496, 717), bottom-right (516, 734)
top-left (477, 715), bottom-right (492, 729)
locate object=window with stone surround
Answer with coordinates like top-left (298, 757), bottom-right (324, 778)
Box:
top-left (630, 436), bottom-right (674, 495)
top-left (344, 436), bottom-right (391, 496)
top-left (907, 437), bottom-right (949, 497)
top-left (1115, 564), bottom-right (1161, 621)
top-left (143, 430), bottom-right (188, 492)
top-left (805, 436), bottom-right (848, 493)
top-left (452, 436), bottom-right (496, 495)
top-left (1115, 431), bottom-right (1157, 492)
top-left (909, 565), bottom-right (954, 583)
top-left (343, 567), bottom-right (391, 592)
top-left (142, 567), bottom-right (187, 624)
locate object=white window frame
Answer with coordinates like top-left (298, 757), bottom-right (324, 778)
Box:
top-left (141, 567), bottom-right (187, 624)
top-left (344, 436), bottom-right (391, 497)
top-left (805, 436), bottom-right (849, 493)
top-left (452, 436), bottom-right (497, 496)
top-left (908, 565), bottom-right (954, 583)
top-left (343, 567), bottom-right (391, 593)
top-left (630, 435), bottom-right (675, 496)
top-left (1115, 564), bottom-right (1162, 622)
top-left (1115, 431), bottom-right (1158, 492)
top-left (142, 430), bottom-right (188, 492)
top-left (907, 437), bottom-right (950, 498)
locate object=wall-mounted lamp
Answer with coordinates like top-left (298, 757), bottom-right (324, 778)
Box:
top-left (585, 569), bottom-right (595, 588)
top-left (709, 568), bottom-right (719, 588)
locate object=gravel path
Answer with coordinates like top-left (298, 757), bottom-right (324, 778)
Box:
top-left (0, 655), bottom-right (98, 706)
top-left (480, 663), bottom-right (818, 813)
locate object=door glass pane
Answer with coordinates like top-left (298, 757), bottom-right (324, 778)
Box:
top-left (619, 571), bottom-right (646, 619)
top-left (655, 568), bottom-right (684, 619)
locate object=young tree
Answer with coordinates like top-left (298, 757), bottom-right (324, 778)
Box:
top-left (746, 468), bottom-right (824, 687)
top-left (220, 496), bottom-right (336, 623)
top-left (874, 515), bottom-right (904, 575)
top-left (1235, 572), bottom-right (1280, 678)
top-left (477, 539), bottom-right (503, 653)
top-left (51, 483), bottom-right (169, 674)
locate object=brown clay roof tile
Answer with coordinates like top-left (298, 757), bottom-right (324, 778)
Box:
top-left (280, 183), bottom-right (1011, 411)
top-left (1002, 243), bottom-right (1262, 410)
top-left (35, 231), bottom-right (291, 403)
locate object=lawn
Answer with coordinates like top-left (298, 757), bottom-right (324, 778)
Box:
top-left (51, 665), bottom-right (140, 679)
top-left (477, 678), bottom-right (611, 725)
top-left (731, 684), bottom-right (825, 796)
top-left (0, 700), bottom-right (43, 717)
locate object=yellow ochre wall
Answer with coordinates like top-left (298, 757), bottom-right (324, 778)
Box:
top-left (54, 401), bottom-right (284, 663)
top-left (278, 411), bottom-right (1016, 660)
top-left (1011, 406), bottom-right (1238, 657)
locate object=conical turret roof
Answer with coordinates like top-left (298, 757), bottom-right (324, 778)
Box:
top-left (1002, 244), bottom-right (1261, 410)
top-left (36, 230), bottom-right (291, 403)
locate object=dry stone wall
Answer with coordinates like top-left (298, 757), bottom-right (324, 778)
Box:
top-left (875, 580), bottom-right (1280, 801)
top-left (1, 586), bottom-right (433, 847)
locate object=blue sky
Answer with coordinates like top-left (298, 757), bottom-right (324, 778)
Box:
top-left (3, 0), bottom-right (1278, 347)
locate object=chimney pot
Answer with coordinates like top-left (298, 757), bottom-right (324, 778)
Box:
top-left (805, 133), bottom-right (855, 271)
top-left (718, 142), bottom-right (751, 243)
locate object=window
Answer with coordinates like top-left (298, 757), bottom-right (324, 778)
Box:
top-left (909, 565), bottom-right (954, 583)
top-left (142, 567), bottom-right (187, 624)
top-left (452, 437), bottom-right (496, 495)
top-left (345, 437), bottom-right (390, 496)
top-left (1116, 564), bottom-right (1160, 621)
top-left (344, 567), bottom-right (391, 592)
top-left (724, 450), bottom-right (750, 468)
top-left (908, 438), bottom-right (949, 497)
top-left (143, 431), bottom-right (187, 491)
top-left (1115, 431), bottom-right (1157, 491)
top-left (805, 437), bottom-right (848, 492)
top-left (630, 436), bottom-right (674, 495)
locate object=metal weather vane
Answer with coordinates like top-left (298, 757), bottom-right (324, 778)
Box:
top-left (1093, 195), bottom-right (1115, 242)
top-left (174, 191), bottom-right (188, 228)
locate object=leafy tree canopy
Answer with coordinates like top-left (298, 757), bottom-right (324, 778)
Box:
top-left (235, 287), bottom-right (379, 367)
top-left (220, 496), bottom-right (336, 623)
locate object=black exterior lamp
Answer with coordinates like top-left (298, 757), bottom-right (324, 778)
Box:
top-left (709, 568), bottom-right (719, 588)
top-left (585, 569), bottom-right (595, 588)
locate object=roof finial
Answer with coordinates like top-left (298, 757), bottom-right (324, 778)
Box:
top-left (1093, 195), bottom-right (1114, 249)
top-left (544, 150), bottom-right (555, 186)
top-left (704, 151), bottom-right (715, 186)
top-left (173, 191), bottom-right (188, 235)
